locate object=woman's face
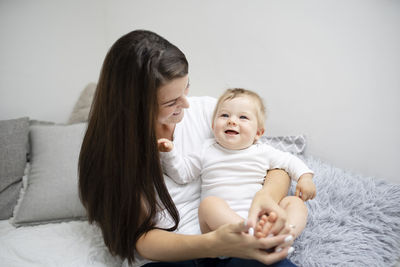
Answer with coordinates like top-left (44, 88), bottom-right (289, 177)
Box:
top-left (157, 75), bottom-right (190, 125)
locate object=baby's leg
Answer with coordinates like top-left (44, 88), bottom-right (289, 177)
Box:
top-left (198, 196), bottom-right (244, 233)
top-left (279, 196), bottom-right (308, 238)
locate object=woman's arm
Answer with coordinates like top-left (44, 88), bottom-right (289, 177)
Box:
top-left (247, 169), bottom-right (291, 235)
top-left (136, 220), bottom-right (293, 265)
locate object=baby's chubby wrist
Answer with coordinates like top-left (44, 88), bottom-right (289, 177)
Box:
top-left (298, 173), bottom-right (313, 182)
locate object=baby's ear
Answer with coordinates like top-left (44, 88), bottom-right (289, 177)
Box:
top-left (254, 128), bottom-right (265, 141)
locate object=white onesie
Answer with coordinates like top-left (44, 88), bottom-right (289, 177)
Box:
top-left (160, 139), bottom-right (313, 219)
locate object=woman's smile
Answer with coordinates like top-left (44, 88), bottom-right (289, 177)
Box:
top-left (157, 75), bottom-right (190, 125)
top-left (173, 110), bottom-right (182, 116)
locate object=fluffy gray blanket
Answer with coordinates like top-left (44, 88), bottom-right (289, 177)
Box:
top-left (289, 155), bottom-right (400, 267)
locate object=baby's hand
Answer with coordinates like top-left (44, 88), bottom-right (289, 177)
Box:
top-left (157, 138), bottom-right (174, 152)
top-left (295, 173), bottom-right (316, 201)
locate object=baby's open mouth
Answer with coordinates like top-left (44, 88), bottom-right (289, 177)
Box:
top-left (225, 130), bottom-right (239, 135)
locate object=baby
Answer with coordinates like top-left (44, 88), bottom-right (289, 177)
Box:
top-left (158, 88), bottom-right (316, 240)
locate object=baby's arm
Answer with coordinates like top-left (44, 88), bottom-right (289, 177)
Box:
top-left (266, 146), bottom-right (315, 201)
top-left (295, 173), bottom-right (316, 201)
top-left (158, 139), bottom-right (202, 184)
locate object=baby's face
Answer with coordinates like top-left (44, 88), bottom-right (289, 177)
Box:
top-left (213, 96), bottom-right (263, 150)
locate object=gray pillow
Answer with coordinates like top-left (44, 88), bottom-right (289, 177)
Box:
top-left (0, 117), bottom-right (29, 219)
top-left (260, 135), bottom-right (307, 155)
top-left (12, 123), bottom-right (87, 226)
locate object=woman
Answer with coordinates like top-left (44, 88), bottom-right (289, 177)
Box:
top-left (79, 30), bottom-right (296, 267)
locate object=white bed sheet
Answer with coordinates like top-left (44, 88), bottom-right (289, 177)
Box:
top-left (0, 219), bottom-right (122, 267)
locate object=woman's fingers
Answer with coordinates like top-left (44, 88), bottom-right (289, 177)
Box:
top-left (215, 221), bottom-right (295, 265)
top-left (247, 205), bottom-right (261, 229)
top-left (252, 235), bottom-right (294, 265)
top-left (274, 234), bottom-right (294, 251)
top-left (253, 246), bottom-right (292, 265)
top-left (230, 220), bottom-right (250, 233)
top-left (268, 214), bottom-right (287, 235)
top-left (278, 222), bottom-right (294, 237)
top-left (222, 220), bottom-right (252, 239)
top-left (248, 203), bottom-right (288, 236)
top-left (258, 234), bottom-right (289, 248)
top-left (220, 221), bottom-right (288, 249)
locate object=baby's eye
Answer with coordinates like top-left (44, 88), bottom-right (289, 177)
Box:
top-left (220, 114), bottom-right (229, 118)
top-left (240, 115), bottom-right (249, 120)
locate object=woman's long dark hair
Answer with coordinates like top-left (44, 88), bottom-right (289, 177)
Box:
top-left (78, 30), bottom-right (188, 263)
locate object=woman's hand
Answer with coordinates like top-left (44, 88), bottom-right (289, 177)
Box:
top-left (247, 169), bottom-right (292, 236)
top-left (136, 222), bottom-right (293, 264)
top-left (247, 189), bottom-right (290, 236)
top-left (211, 220), bottom-right (294, 265)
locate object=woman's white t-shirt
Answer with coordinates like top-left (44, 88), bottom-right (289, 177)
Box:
top-left (157, 96), bottom-right (217, 234)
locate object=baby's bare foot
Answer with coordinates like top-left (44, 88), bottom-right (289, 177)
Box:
top-left (254, 215), bottom-right (268, 238)
top-left (254, 212), bottom-right (277, 238)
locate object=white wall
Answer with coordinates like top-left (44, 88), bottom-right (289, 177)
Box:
top-left (1, 0), bottom-right (399, 184)
top-left (0, 0), bottom-right (107, 122)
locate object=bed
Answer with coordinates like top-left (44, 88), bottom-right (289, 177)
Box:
top-left (1, 84), bottom-right (399, 267)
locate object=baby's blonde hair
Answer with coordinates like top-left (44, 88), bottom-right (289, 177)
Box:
top-left (213, 88), bottom-right (266, 130)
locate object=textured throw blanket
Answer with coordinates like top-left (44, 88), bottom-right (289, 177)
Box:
top-left (2, 155), bottom-right (398, 267)
top-left (289, 155), bottom-right (400, 267)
